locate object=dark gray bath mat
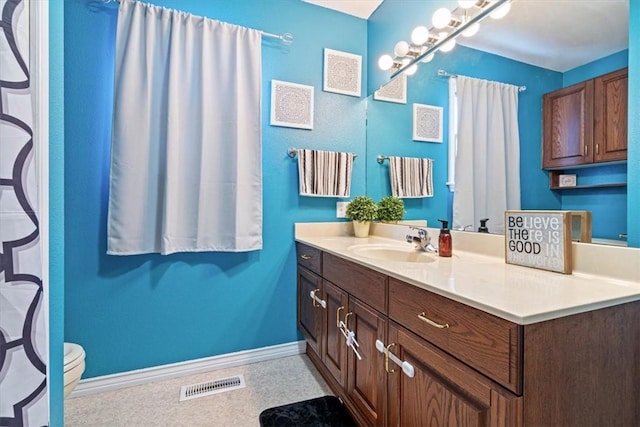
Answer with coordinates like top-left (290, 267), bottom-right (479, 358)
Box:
top-left (259, 395), bottom-right (356, 427)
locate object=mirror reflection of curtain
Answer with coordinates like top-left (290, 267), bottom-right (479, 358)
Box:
top-left (452, 76), bottom-right (521, 234)
top-left (108, 0), bottom-right (263, 254)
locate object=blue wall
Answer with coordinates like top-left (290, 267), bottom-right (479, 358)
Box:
top-left (49, 0), bottom-right (65, 424)
top-left (63, 0), bottom-right (367, 378)
top-left (563, 49), bottom-right (628, 86)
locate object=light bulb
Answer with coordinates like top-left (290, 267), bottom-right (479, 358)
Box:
top-left (404, 64), bottom-right (418, 76)
top-left (394, 40), bottom-right (410, 57)
top-left (458, 0), bottom-right (476, 8)
top-left (440, 39), bottom-right (456, 53)
top-left (462, 22), bottom-right (480, 37)
top-left (490, 2), bottom-right (511, 19)
top-left (411, 26), bottom-right (430, 45)
top-left (432, 8), bottom-right (452, 29)
top-left (378, 54), bottom-right (394, 71)
top-left (438, 32), bottom-right (456, 53)
top-left (421, 52), bottom-right (435, 63)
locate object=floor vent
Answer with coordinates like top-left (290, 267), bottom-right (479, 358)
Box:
top-left (179, 374), bottom-right (246, 402)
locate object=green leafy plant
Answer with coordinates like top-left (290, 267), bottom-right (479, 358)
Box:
top-left (346, 196), bottom-right (378, 222)
top-left (377, 196), bottom-right (406, 223)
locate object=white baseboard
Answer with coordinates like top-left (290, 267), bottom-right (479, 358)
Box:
top-left (70, 341), bottom-right (306, 398)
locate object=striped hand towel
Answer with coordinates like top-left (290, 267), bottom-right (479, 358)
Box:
top-left (297, 149), bottom-right (354, 197)
top-left (389, 156), bottom-right (433, 198)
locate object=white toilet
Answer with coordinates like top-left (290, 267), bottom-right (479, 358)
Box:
top-left (63, 342), bottom-right (86, 398)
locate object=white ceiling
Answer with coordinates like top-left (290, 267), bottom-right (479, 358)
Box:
top-left (303, 0), bottom-right (383, 19)
top-left (458, 0), bottom-right (629, 72)
top-left (303, 0), bottom-right (629, 72)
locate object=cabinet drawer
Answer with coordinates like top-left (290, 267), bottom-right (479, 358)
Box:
top-left (388, 278), bottom-right (522, 394)
top-left (296, 242), bottom-right (322, 275)
top-left (323, 253), bottom-right (387, 314)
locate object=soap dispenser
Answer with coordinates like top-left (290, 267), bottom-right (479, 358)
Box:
top-left (438, 219), bottom-right (452, 257)
top-left (478, 218), bottom-right (490, 233)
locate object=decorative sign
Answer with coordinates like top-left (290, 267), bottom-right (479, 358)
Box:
top-left (505, 210), bottom-right (572, 274)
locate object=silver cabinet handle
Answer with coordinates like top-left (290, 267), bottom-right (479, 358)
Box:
top-left (300, 254), bottom-right (312, 260)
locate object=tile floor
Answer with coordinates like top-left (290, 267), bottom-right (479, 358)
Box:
top-left (64, 354), bottom-right (332, 426)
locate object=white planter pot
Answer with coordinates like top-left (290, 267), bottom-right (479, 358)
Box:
top-left (352, 220), bottom-right (371, 238)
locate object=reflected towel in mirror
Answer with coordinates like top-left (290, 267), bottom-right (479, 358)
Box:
top-left (389, 156), bottom-right (433, 198)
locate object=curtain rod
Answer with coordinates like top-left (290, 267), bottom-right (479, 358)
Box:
top-left (438, 69), bottom-right (526, 92)
top-left (101, 0), bottom-right (293, 45)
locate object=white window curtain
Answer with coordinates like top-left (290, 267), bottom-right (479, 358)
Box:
top-left (452, 76), bottom-right (521, 234)
top-left (108, 0), bottom-right (263, 255)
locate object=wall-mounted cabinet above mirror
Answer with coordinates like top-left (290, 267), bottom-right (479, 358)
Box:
top-left (365, 0), bottom-right (632, 247)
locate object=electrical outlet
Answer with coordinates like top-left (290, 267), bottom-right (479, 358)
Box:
top-left (336, 202), bottom-right (349, 218)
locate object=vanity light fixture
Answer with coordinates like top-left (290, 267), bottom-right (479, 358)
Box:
top-left (438, 32), bottom-right (456, 53)
top-left (378, 0), bottom-right (512, 78)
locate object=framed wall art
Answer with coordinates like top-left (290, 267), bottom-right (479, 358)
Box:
top-left (373, 74), bottom-right (407, 104)
top-left (270, 80), bottom-right (314, 130)
top-left (413, 103), bottom-right (443, 142)
top-left (323, 48), bottom-right (362, 97)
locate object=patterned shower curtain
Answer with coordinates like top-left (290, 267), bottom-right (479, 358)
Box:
top-left (0, 0), bottom-right (48, 425)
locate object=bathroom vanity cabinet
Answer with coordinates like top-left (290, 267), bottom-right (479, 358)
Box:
top-left (296, 241), bottom-right (640, 427)
top-left (297, 246), bottom-right (387, 426)
top-left (542, 67), bottom-right (628, 169)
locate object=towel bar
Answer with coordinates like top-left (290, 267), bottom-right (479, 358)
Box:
top-left (288, 148), bottom-right (357, 159)
top-left (377, 155), bottom-right (435, 164)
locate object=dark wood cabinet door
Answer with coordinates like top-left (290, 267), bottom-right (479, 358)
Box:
top-left (594, 67), bottom-right (627, 162)
top-left (543, 80), bottom-right (594, 168)
top-left (297, 266), bottom-right (323, 357)
top-left (322, 280), bottom-right (348, 387)
top-left (387, 323), bottom-right (522, 427)
top-left (346, 297), bottom-right (387, 427)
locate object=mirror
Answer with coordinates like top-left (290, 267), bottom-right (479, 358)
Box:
top-left (365, 0), bottom-right (630, 246)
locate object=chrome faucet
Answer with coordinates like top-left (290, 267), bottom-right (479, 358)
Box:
top-left (405, 227), bottom-right (437, 253)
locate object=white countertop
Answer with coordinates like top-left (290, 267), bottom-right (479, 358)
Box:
top-left (295, 223), bottom-right (640, 325)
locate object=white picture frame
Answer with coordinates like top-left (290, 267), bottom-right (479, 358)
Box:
top-left (270, 80), bottom-right (314, 130)
top-left (373, 74), bottom-right (407, 104)
top-left (413, 103), bottom-right (443, 143)
top-left (323, 48), bottom-right (362, 98)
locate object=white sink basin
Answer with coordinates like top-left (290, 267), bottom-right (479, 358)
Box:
top-left (347, 243), bottom-right (436, 263)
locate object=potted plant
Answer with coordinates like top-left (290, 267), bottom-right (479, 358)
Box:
top-left (346, 196), bottom-right (378, 238)
top-left (377, 196), bottom-right (406, 223)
